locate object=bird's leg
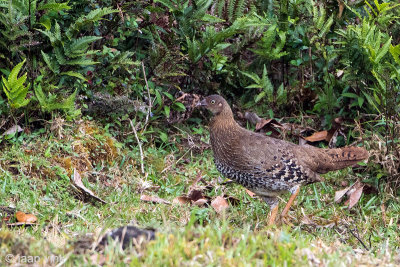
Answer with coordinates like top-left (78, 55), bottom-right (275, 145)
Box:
top-left (281, 185), bottom-right (300, 219)
top-left (262, 197), bottom-right (279, 226)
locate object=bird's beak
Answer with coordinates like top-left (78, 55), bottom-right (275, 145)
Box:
top-left (196, 99), bottom-right (207, 107)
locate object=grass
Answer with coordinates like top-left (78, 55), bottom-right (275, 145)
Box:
top-left (0, 118), bottom-right (399, 266)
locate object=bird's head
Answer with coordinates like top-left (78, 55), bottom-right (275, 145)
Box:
top-left (196, 95), bottom-right (229, 116)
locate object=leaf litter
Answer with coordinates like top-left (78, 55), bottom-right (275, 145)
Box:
top-left (71, 168), bottom-right (107, 204)
top-left (334, 179), bottom-right (364, 209)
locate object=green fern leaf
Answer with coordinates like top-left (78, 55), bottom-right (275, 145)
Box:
top-left (66, 59), bottom-right (99, 65)
top-left (38, 2), bottom-right (71, 12)
top-left (234, 0), bottom-right (245, 20)
top-left (41, 51), bottom-right (60, 73)
top-left (66, 36), bottom-right (102, 57)
top-left (227, 0), bottom-right (236, 21)
top-left (389, 44), bottom-right (400, 64)
top-left (8, 59), bottom-right (26, 84)
top-left (61, 71), bottom-right (87, 81)
top-left (1, 59), bottom-right (31, 108)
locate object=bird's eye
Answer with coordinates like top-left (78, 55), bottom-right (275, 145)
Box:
top-left (210, 100), bottom-right (216, 104)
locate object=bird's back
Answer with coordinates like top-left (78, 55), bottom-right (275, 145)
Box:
top-left (210, 117), bottom-right (368, 192)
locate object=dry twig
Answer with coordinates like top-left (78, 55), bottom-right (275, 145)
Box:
top-left (129, 119), bottom-right (145, 174)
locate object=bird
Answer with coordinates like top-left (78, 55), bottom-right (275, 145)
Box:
top-left (197, 95), bottom-right (368, 225)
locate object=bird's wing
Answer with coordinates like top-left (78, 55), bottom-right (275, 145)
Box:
top-left (236, 130), bottom-right (322, 184)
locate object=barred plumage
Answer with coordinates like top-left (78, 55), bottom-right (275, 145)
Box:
top-left (198, 95), bottom-right (369, 224)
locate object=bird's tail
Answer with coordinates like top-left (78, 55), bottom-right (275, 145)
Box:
top-left (317, 146), bottom-right (368, 173)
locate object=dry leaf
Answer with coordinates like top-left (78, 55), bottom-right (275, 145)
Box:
top-left (172, 196), bottom-right (191, 205)
top-left (72, 169), bottom-right (107, 204)
top-left (187, 189), bottom-right (205, 202)
top-left (304, 130), bottom-right (328, 142)
top-left (245, 189), bottom-right (255, 198)
top-left (2, 125), bottom-right (23, 136)
top-left (301, 215), bottom-right (318, 226)
top-left (193, 198), bottom-right (208, 206)
top-left (255, 119), bottom-right (282, 138)
top-left (15, 211), bottom-right (37, 223)
top-left (337, 0), bottom-right (344, 19)
top-left (334, 186), bottom-right (351, 203)
top-left (348, 184), bottom-right (364, 209)
top-left (334, 180), bottom-right (364, 209)
top-left (211, 196), bottom-right (229, 213)
top-left (140, 194), bottom-right (171, 205)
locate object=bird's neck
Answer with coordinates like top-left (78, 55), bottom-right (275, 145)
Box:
top-left (210, 108), bottom-right (240, 134)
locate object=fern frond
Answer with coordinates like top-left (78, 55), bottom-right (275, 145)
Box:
top-left (66, 7), bottom-right (118, 39)
top-left (66, 59), bottom-right (99, 65)
top-left (217, 0), bottom-right (225, 18)
top-left (54, 47), bottom-right (66, 65)
top-left (65, 36), bottom-right (102, 57)
top-left (41, 51), bottom-right (60, 73)
top-left (38, 2), bottom-right (71, 12)
top-left (1, 59), bottom-right (31, 108)
top-left (227, 0), bottom-right (236, 21)
top-left (35, 86), bottom-right (77, 112)
top-left (234, 0), bottom-right (245, 20)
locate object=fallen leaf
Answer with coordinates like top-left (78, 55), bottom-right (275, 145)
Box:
top-left (337, 0), bottom-right (344, 19)
top-left (334, 180), bottom-right (364, 209)
top-left (245, 189), bottom-right (255, 198)
top-left (304, 130), bottom-right (328, 142)
top-left (172, 196), bottom-right (191, 205)
top-left (334, 186), bottom-right (352, 203)
top-left (187, 189), bottom-right (205, 202)
top-left (140, 194), bottom-right (171, 205)
top-left (193, 198), bottom-right (208, 206)
top-left (2, 125), bottom-right (23, 136)
top-left (211, 196), bottom-right (229, 213)
top-left (255, 119), bottom-right (282, 138)
top-left (15, 211), bottom-right (37, 223)
top-left (72, 169), bottom-right (107, 204)
top-left (348, 184), bottom-right (364, 209)
top-left (301, 215), bottom-right (318, 226)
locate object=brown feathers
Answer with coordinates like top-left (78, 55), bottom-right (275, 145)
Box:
top-left (200, 95), bottom-right (369, 203)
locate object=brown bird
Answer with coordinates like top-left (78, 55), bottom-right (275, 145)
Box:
top-left (198, 95), bottom-right (368, 224)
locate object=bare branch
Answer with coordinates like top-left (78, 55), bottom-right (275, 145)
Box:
top-left (129, 119), bottom-right (145, 174)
